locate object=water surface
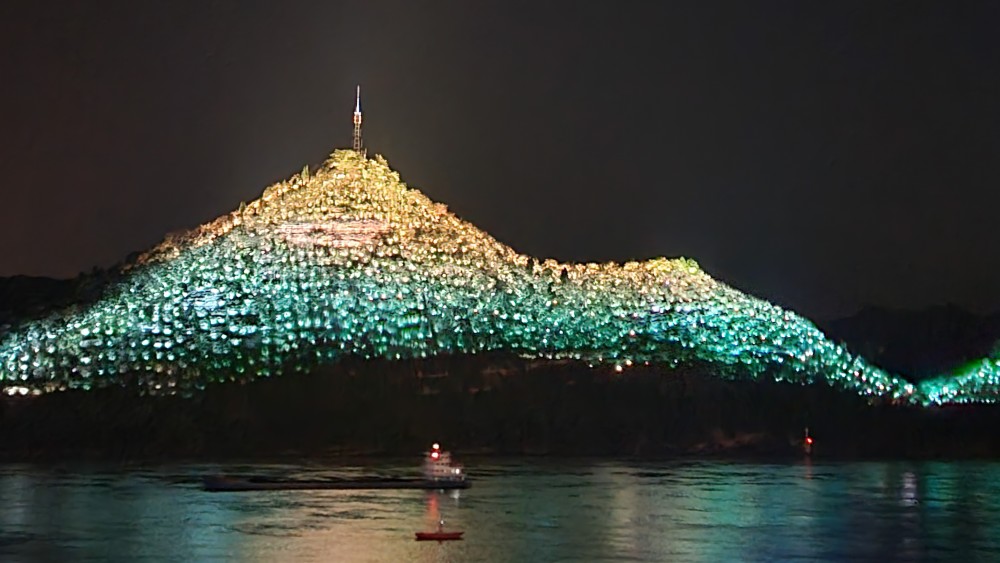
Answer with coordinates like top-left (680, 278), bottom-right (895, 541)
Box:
top-left (2, 459), bottom-right (999, 561)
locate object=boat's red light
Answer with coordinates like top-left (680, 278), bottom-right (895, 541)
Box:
top-left (805, 437), bottom-right (813, 445)
top-left (431, 451), bottom-right (440, 459)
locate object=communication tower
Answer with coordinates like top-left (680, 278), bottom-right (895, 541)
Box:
top-left (352, 85), bottom-right (363, 153)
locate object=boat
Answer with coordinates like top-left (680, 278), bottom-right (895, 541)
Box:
top-left (203, 475), bottom-right (469, 492)
top-left (415, 531), bottom-right (464, 542)
top-left (415, 520), bottom-right (464, 542)
top-left (422, 442), bottom-right (466, 484)
top-left (203, 443), bottom-right (469, 492)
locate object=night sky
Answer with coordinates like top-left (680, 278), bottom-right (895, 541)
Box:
top-left (1, 1), bottom-right (998, 320)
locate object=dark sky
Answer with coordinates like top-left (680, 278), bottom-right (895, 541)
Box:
top-left (1, 1), bottom-right (998, 320)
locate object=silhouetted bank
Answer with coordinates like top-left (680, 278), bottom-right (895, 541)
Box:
top-left (3, 355), bottom-right (999, 461)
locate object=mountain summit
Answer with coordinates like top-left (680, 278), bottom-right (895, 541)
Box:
top-left (0, 150), bottom-right (928, 402)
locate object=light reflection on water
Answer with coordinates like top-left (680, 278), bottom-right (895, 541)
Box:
top-left (2, 460), bottom-right (1000, 561)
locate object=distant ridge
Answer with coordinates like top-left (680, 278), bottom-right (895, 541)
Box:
top-left (821, 305), bottom-right (1000, 380)
top-left (0, 274), bottom-right (109, 330)
top-left (0, 275), bottom-right (77, 322)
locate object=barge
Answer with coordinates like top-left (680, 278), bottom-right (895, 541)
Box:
top-left (203, 443), bottom-right (469, 492)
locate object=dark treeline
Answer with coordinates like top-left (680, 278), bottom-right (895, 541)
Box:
top-left (0, 268), bottom-right (129, 331)
top-left (3, 354), bottom-right (1000, 461)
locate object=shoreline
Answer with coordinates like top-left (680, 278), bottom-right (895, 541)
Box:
top-left (4, 358), bottom-right (1000, 463)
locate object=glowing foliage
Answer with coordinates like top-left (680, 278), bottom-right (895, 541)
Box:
top-left (918, 356), bottom-right (1000, 405)
top-left (0, 150), bottom-right (963, 405)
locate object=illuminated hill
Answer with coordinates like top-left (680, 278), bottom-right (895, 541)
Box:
top-left (0, 150), bottom-right (925, 403)
top-left (920, 356), bottom-right (1000, 404)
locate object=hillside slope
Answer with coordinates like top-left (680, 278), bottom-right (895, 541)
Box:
top-left (0, 150), bottom-right (916, 402)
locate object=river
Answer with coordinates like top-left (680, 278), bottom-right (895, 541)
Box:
top-left (1, 459), bottom-right (999, 561)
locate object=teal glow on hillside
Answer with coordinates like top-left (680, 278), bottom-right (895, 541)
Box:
top-left (918, 356), bottom-right (1000, 405)
top-left (0, 150), bottom-right (971, 405)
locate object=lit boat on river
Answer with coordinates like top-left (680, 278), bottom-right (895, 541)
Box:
top-left (422, 442), bottom-right (465, 484)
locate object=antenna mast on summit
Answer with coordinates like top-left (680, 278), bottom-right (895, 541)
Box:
top-left (352, 85), bottom-right (364, 154)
